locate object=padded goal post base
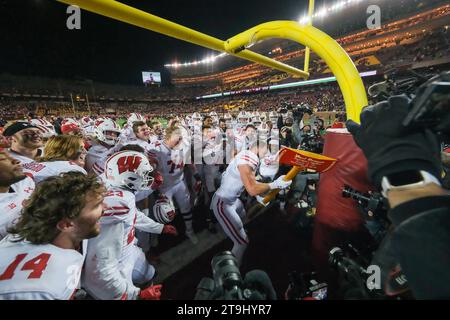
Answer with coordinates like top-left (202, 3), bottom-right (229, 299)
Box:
top-left (313, 128), bottom-right (375, 272)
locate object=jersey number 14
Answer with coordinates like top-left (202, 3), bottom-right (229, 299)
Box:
top-left (0, 253), bottom-right (51, 280)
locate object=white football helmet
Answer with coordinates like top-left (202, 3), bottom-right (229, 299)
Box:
top-left (105, 151), bottom-right (154, 192)
top-left (80, 116), bottom-right (94, 128)
top-left (94, 118), bottom-right (121, 146)
top-left (30, 119), bottom-right (56, 138)
top-left (153, 196), bottom-right (176, 224)
top-left (61, 118), bottom-right (81, 134)
top-left (127, 113), bottom-right (145, 127)
top-left (192, 112), bottom-right (202, 127)
top-left (237, 111), bottom-right (250, 124)
top-left (192, 112), bottom-right (202, 120)
top-left (269, 111), bottom-right (278, 123)
top-left (35, 124), bottom-right (56, 139)
top-left (224, 113), bottom-right (233, 126)
top-left (252, 116), bottom-right (262, 127)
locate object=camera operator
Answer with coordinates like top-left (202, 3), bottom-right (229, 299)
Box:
top-left (280, 126), bottom-right (296, 148)
top-left (291, 105), bottom-right (317, 148)
top-left (314, 118), bottom-right (326, 137)
top-left (346, 95), bottom-right (450, 299)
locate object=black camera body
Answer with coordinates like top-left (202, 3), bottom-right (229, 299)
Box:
top-left (300, 133), bottom-right (324, 153)
top-left (342, 185), bottom-right (390, 244)
top-left (194, 251), bottom-right (276, 300)
top-left (369, 70), bottom-right (450, 137)
top-left (403, 71), bottom-right (450, 135)
top-left (281, 101), bottom-right (313, 119)
top-left (342, 185), bottom-right (388, 222)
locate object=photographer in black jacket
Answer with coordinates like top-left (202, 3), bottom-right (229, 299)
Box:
top-left (347, 95), bottom-right (450, 299)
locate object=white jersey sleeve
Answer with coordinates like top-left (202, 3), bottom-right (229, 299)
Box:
top-left (22, 161), bottom-right (87, 183)
top-left (82, 188), bottom-right (140, 300)
top-left (148, 142), bottom-right (185, 189)
top-left (118, 126), bottom-right (136, 145)
top-left (0, 177), bottom-right (35, 240)
top-left (85, 144), bottom-right (110, 175)
top-left (236, 150), bottom-right (260, 171)
top-left (215, 150), bottom-right (259, 202)
top-left (82, 222), bottom-right (141, 300)
top-left (0, 237), bottom-right (84, 300)
top-left (258, 152), bottom-right (280, 180)
top-left (135, 210), bottom-right (164, 234)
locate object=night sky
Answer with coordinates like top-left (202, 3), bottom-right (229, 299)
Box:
top-left (0, 0), bottom-right (328, 85)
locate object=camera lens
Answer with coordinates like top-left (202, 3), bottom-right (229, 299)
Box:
top-left (211, 251), bottom-right (242, 290)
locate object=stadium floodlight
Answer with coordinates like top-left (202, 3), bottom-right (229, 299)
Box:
top-left (315, 7), bottom-right (328, 18)
top-left (298, 16), bottom-right (310, 25)
top-left (336, 1), bottom-right (346, 9)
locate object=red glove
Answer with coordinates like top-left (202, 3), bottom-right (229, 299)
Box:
top-left (162, 225), bottom-right (178, 236)
top-left (193, 180), bottom-right (202, 193)
top-left (139, 284), bottom-right (162, 300)
top-left (151, 172), bottom-right (164, 190)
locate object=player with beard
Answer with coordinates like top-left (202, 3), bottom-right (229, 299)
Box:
top-left (82, 151), bottom-right (175, 300)
top-left (0, 172), bottom-right (105, 300)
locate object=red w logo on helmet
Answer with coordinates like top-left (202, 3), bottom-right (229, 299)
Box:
top-left (117, 156), bottom-right (142, 174)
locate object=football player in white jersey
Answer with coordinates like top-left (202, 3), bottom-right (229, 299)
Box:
top-left (22, 135), bottom-right (87, 183)
top-left (193, 125), bottom-right (223, 232)
top-left (0, 172), bottom-right (105, 300)
top-left (148, 120), bottom-right (164, 144)
top-left (148, 125), bottom-right (201, 244)
top-left (86, 118), bottom-right (121, 176)
top-left (83, 151), bottom-right (176, 300)
top-left (3, 122), bottom-right (44, 165)
top-left (0, 148), bottom-right (35, 240)
top-left (258, 137), bottom-right (280, 182)
top-left (235, 124), bottom-right (261, 154)
top-left (129, 121), bottom-right (153, 153)
top-left (233, 111), bottom-right (250, 153)
top-left (118, 113), bottom-right (145, 144)
top-left (211, 137), bottom-right (291, 265)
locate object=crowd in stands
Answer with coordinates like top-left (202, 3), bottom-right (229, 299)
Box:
top-left (174, 3), bottom-right (449, 90)
top-left (1, 3), bottom-right (448, 122)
